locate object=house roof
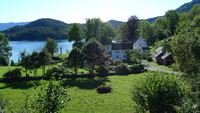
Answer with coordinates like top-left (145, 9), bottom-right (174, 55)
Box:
top-left (155, 47), bottom-right (163, 53)
top-left (161, 52), bottom-right (172, 59)
top-left (112, 42), bottom-right (133, 50)
top-left (154, 51), bottom-right (164, 58)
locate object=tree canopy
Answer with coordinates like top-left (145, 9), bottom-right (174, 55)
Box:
top-left (44, 37), bottom-right (58, 56)
top-left (171, 5), bottom-right (200, 74)
top-left (82, 39), bottom-right (105, 74)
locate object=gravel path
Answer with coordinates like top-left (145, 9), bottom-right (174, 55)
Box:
top-left (142, 60), bottom-right (184, 75)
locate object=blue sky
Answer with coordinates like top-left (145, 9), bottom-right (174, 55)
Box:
top-left (0, 0), bottom-right (192, 23)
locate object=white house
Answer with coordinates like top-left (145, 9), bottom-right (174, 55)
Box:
top-left (105, 36), bottom-right (149, 60)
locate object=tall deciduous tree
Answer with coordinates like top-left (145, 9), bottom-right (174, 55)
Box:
top-left (171, 5), bottom-right (200, 74)
top-left (67, 23), bottom-right (83, 48)
top-left (82, 39), bottom-right (105, 74)
top-left (67, 47), bottom-right (84, 75)
top-left (85, 18), bottom-right (115, 45)
top-left (39, 48), bottom-right (52, 74)
top-left (0, 33), bottom-right (12, 66)
top-left (139, 21), bottom-right (156, 45)
top-left (116, 23), bottom-right (129, 43)
top-left (165, 10), bottom-right (180, 36)
top-left (44, 38), bottom-right (58, 56)
top-left (19, 50), bottom-right (31, 77)
top-left (126, 15), bottom-right (140, 41)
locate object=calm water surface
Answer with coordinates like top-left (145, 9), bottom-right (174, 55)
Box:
top-left (10, 40), bottom-right (73, 62)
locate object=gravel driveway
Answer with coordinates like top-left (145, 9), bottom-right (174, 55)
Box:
top-left (142, 60), bottom-right (184, 75)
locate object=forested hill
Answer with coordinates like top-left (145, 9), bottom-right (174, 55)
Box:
top-left (145, 0), bottom-right (200, 23)
top-left (0, 22), bottom-right (29, 31)
top-left (177, 0), bottom-right (200, 13)
top-left (107, 20), bottom-right (125, 28)
top-left (1, 18), bottom-right (72, 41)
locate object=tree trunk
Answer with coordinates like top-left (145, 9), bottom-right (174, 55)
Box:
top-left (25, 68), bottom-right (29, 77)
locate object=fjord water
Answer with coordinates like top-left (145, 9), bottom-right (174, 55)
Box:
top-left (10, 40), bottom-right (73, 62)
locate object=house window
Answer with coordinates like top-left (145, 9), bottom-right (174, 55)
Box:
top-left (116, 56), bottom-right (119, 58)
top-left (121, 51), bottom-right (123, 53)
top-left (123, 55), bottom-right (126, 58)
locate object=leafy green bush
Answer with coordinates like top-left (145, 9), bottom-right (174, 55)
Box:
top-left (96, 65), bottom-right (109, 76)
top-left (17, 79), bottom-right (70, 113)
top-left (32, 79), bottom-right (70, 113)
top-left (132, 72), bottom-right (187, 113)
top-left (97, 86), bottom-right (112, 94)
top-left (130, 64), bottom-right (144, 73)
top-left (3, 68), bottom-right (22, 79)
top-left (0, 56), bottom-right (9, 66)
top-left (114, 63), bottom-right (130, 75)
top-left (147, 57), bottom-right (153, 62)
top-left (0, 93), bottom-right (8, 113)
top-left (179, 74), bottom-right (200, 112)
top-left (113, 59), bottom-right (123, 66)
top-left (45, 67), bottom-right (68, 79)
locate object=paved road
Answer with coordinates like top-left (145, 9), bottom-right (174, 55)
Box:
top-left (142, 60), bottom-right (184, 75)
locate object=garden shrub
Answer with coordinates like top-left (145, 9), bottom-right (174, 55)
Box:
top-left (96, 65), bottom-right (109, 76)
top-left (147, 57), bottom-right (153, 62)
top-left (130, 64), bottom-right (144, 73)
top-left (113, 59), bottom-right (123, 66)
top-left (114, 63), bottom-right (130, 75)
top-left (3, 68), bottom-right (22, 79)
top-left (132, 72), bottom-right (187, 113)
top-left (45, 67), bottom-right (68, 79)
top-left (19, 79), bottom-right (70, 113)
top-left (97, 86), bottom-right (112, 94)
top-left (0, 56), bottom-right (9, 66)
top-left (0, 93), bottom-right (8, 113)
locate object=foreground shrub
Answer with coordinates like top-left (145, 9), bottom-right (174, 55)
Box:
top-left (96, 65), bottom-right (109, 76)
top-left (3, 68), bottom-right (21, 79)
top-left (113, 59), bottom-right (123, 66)
top-left (130, 64), bottom-right (144, 73)
top-left (17, 79), bottom-right (70, 113)
top-left (0, 93), bottom-right (8, 113)
top-left (132, 72), bottom-right (187, 113)
top-left (45, 67), bottom-right (68, 79)
top-left (114, 63), bottom-right (130, 75)
top-left (179, 74), bottom-right (200, 112)
top-left (97, 86), bottom-right (112, 94)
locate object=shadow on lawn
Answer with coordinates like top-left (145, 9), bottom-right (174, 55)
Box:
top-left (63, 77), bottom-right (110, 90)
top-left (0, 81), bottom-right (43, 90)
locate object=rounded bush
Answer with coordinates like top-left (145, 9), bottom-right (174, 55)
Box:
top-left (114, 63), bottom-right (130, 75)
top-left (97, 86), bottom-right (112, 94)
top-left (3, 68), bottom-right (22, 79)
top-left (0, 56), bottom-right (9, 66)
top-left (130, 64), bottom-right (144, 73)
top-left (147, 57), bottom-right (153, 62)
top-left (132, 72), bottom-right (187, 113)
top-left (96, 65), bottom-right (109, 76)
top-left (113, 59), bottom-right (123, 66)
top-left (45, 67), bottom-right (68, 79)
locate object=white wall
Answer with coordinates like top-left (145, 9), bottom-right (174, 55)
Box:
top-left (112, 50), bottom-right (127, 60)
top-left (105, 45), bottom-right (112, 53)
top-left (133, 37), bottom-right (148, 52)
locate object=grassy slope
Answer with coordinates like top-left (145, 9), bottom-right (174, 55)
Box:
top-left (0, 73), bottom-right (146, 113)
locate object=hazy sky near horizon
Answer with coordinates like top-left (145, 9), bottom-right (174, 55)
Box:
top-left (1, 0), bottom-right (192, 23)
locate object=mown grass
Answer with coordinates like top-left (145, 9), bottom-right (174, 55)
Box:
top-left (0, 72), bottom-right (147, 113)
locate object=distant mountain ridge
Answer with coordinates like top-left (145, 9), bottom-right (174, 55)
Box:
top-left (2, 18), bottom-right (72, 41)
top-left (107, 20), bottom-right (125, 28)
top-left (145, 0), bottom-right (200, 23)
top-left (0, 22), bottom-right (30, 31)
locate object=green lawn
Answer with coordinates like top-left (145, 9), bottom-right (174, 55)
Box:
top-left (0, 72), bottom-right (146, 113)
